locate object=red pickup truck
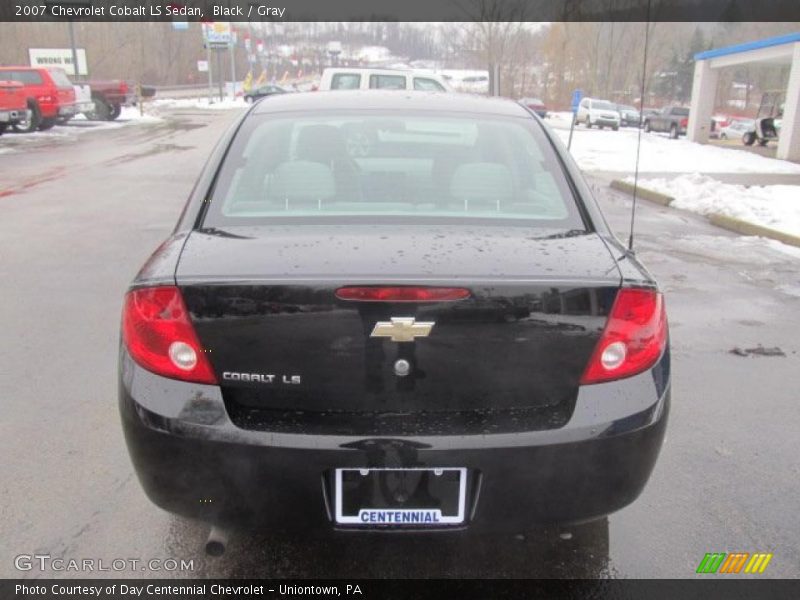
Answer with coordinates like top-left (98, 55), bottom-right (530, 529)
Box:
top-left (0, 67), bottom-right (77, 132)
top-left (86, 80), bottom-right (135, 120)
top-left (0, 80), bottom-right (27, 135)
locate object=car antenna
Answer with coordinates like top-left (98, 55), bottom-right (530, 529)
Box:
top-left (628, 0), bottom-right (652, 253)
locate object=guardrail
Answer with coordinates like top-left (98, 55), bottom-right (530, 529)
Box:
top-left (149, 84), bottom-right (210, 99)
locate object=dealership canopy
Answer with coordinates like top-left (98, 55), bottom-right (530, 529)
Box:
top-left (687, 32), bottom-right (800, 162)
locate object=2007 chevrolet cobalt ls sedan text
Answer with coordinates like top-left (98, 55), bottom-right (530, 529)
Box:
top-left (119, 91), bottom-right (669, 533)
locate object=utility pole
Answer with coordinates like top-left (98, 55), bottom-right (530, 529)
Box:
top-left (229, 39), bottom-right (237, 100)
top-left (217, 50), bottom-right (224, 101)
top-left (206, 43), bottom-right (214, 104)
top-left (68, 20), bottom-right (80, 80)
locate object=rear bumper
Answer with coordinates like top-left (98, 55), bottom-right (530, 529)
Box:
top-left (0, 109), bottom-right (22, 123)
top-left (593, 117), bottom-right (620, 127)
top-left (58, 103), bottom-right (78, 117)
top-left (75, 100), bottom-right (95, 113)
top-left (119, 347), bottom-right (670, 534)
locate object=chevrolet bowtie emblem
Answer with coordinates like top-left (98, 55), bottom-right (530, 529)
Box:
top-left (370, 317), bottom-right (435, 343)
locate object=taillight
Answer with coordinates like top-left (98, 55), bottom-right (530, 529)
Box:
top-left (580, 288), bottom-right (667, 385)
top-left (122, 286), bottom-right (216, 384)
top-left (680, 118), bottom-right (688, 128)
top-left (335, 286), bottom-right (470, 302)
top-left (120, 81), bottom-right (129, 94)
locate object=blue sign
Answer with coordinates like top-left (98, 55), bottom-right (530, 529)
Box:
top-left (571, 89), bottom-right (583, 114)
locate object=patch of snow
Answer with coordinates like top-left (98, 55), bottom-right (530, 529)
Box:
top-left (548, 122), bottom-right (800, 174)
top-left (627, 173), bottom-right (800, 238)
top-left (118, 106), bottom-right (164, 123)
top-left (670, 233), bottom-right (800, 263)
top-left (150, 97), bottom-right (248, 111)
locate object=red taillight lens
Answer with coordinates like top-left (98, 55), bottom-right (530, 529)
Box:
top-left (335, 286), bottom-right (471, 302)
top-left (120, 81), bottom-right (128, 94)
top-left (680, 118), bottom-right (688, 128)
top-left (122, 286), bottom-right (216, 384)
top-left (580, 288), bottom-right (667, 385)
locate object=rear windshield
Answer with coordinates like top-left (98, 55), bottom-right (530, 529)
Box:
top-left (203, 112), bottom-right (585, 230)
top-left (671, 107), bottom-right (690, 116)
top-left (369, 74), bottom-right (407, 89)
top-left (413, 77), bottom-right (446, 92)
top-left (1, 70), bottom-right (43, 85)
top-left (330, 73), bottom-right (361, 90)
top-left (47, 69), bottom-right (73, 87)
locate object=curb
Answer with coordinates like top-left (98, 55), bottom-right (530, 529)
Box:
top-left (609, 179), bottom-right (674, 206)
top-left (708, 213), bottom-right (800, 249)
top-left (609, 179), bottom-right (800, 249)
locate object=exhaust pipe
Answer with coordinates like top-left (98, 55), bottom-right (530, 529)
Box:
top-left (205, 525), bottom-right (231, 557)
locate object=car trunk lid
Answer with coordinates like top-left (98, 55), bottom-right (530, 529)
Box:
top-left (176, 225), bottom-right (621, 435)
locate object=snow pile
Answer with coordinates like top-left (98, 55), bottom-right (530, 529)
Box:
top-left (670, 233), bottom-right (800, 262)
top-left (150, 97), bottom-right (248, 111)
top-left (69, 107), bottom-right (163, 124)
top-left (549, 123), bottom-right (800, 174)
top-left (627, 173), bottom-right (800, 237)
top-left (117, 106), bottom-right (163, 123)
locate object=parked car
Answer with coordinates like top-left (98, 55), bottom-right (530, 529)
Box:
top-left (642, 106), bottom-right (690, 139)
top-left (119, 91), bottom-right (669, 537)
top-left (641, 108), bottom-right (660, 120)
top-left (0, 66), bottom-right (77, 132)
top-left (615, 104), bottom-right (641, 127)
top-left (243, 84), bottom-right (289, 103)
top-left (718, 119), bottom-right (754, 141)
top-left (319, 68), bottom-right (450, 92)
top-left (520, 97), bottom-right (547, 118)
top-left (709, 115), bottom-right (730, 138)
top-left (0, 80), bottom-right (28, 135)
top-left (450, 74), bottom-right (490, 94)
top-left (576, 97), bottom-right (620, 130)
top-left (85, 80), bottom-right (136, 120)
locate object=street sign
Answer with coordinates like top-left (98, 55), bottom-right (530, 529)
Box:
top-left (197, 60), bottom-right (209, 72)
top-left (571, 89), bottom-right (584, 114)
top-left (203, 22), bottom-right (232, 46)
top-left (28, 48), bottom-right (88, 76)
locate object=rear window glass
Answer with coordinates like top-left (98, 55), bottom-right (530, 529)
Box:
top-left (370, 75), bottom-right (407, 90)
top-left (413, 77), bottom-right (445, 91)
top-left (672, 107), bottom-right (690, 116)
top-left (3, 70), bottom-right (43, 85)
top-left (47, 69), bottom-right (72, 87)
top-left (203, 112), bottom-right (585, 230)
top-left (330, 74), bottom-right (360, 90)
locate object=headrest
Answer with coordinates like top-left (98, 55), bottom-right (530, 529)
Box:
top-left (268, 161), bottom-right (336, 201)
top-left (449, 162), bottom-right (513, 202)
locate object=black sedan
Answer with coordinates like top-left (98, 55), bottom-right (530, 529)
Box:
top-left (119, 91), bottom-right (669, 538)
top-left (243, 83), bottom-right (290, 103)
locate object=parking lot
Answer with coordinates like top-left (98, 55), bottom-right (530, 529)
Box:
top-left (1, 106), bottom-right (799, 578)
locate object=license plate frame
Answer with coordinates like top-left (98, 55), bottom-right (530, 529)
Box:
top-left (334, 467), bottom-right (467, 526)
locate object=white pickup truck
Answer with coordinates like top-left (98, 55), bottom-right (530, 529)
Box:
top-left (59, 84), bottom-right (94, 123)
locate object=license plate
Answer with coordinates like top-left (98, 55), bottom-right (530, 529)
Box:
top-left (334, 468), bottom-right (467, 526)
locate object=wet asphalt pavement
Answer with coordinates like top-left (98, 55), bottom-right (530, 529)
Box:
top-left (1, 108), bottom-right (798, 579)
